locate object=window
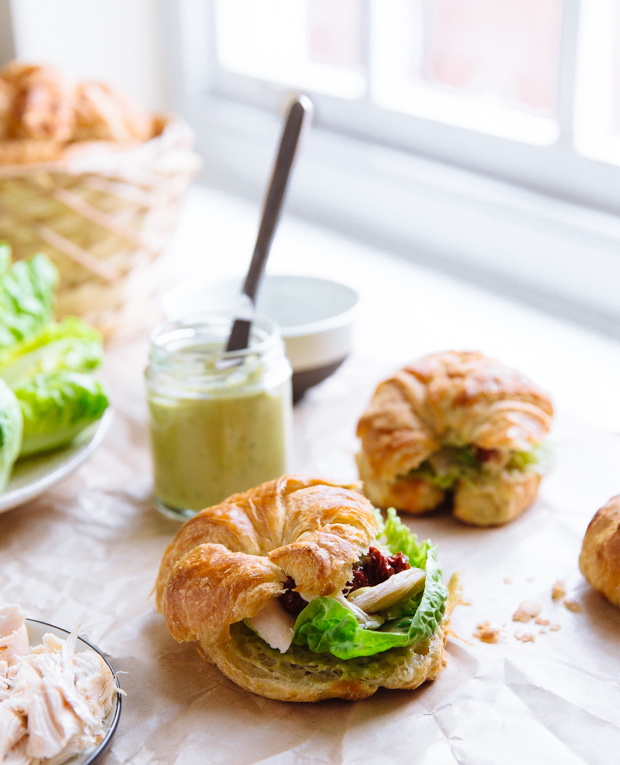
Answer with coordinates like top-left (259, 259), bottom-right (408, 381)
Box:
top-left (170, 0), bottom-right (620, 336)
top-left (178, 0), bottom-right (620, 213)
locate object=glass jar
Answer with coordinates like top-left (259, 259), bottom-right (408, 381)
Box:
top-left (145, 312), bottom-right (292, 520)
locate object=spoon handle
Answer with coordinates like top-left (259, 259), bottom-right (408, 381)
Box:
top-left (226, 95), bottom-right (314, 352)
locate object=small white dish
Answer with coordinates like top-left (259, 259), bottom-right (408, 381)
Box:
top-left (25, 617), bottom-right (122, 765)
top-left (0, 409), bottom-right (112, 515)
top-left (162, 275), bottom-right (359, 400)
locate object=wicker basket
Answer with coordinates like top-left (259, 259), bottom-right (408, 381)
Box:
top-left (0, 115), bottom-right (201, 336)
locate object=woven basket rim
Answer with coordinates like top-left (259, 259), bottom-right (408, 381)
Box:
top-left (0, 113), bottom-right (196, 178)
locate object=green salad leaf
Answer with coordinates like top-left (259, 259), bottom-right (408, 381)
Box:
top-left (506, 445), bottom-right (544, 473)
top-left (0, 244), bottom-right (58, 353)
top-left (292, 544), bottom-right (448, 660)
top-left (0, 379), bottom-right (23, 491)
top-left (0, 317), bottom-right (103, 387)
top-left (407, 445), bottom-right (483, 491)
top-left (16, 371), bottom-right (108, 457)
top-left (382, 506), bottom-right (431, 568)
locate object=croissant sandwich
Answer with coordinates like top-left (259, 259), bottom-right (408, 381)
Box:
top-left (357, 351), bottom-right (553, 527)
top-left (155, 475), bottom-right (460, 702)
top-left (579, 495), bottom-right (620, 608)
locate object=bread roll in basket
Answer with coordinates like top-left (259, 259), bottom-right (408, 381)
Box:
top-left (357, 351), bottom-right (553, 526)
top-left (156, 475), bottom-right (460, 702)
top-left (0, 62), bottom-right (200, 335)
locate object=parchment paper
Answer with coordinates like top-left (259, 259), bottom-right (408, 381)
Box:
top-left (1, 335), bottom-right (619, 765)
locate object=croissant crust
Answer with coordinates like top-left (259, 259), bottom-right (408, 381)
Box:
top-left (156, 476), bottom-right (378, 647)
top-left (579, 495), bottom-right (620, 608)
top-left (156, 475), bottom-right (458, 701)
top-left (357, 351), bottom-right (553, 526)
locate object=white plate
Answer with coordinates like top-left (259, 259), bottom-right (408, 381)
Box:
top-left (25, 618), bottom-right (122, 765)
top-left (0, 409), bottom-right (112, 515)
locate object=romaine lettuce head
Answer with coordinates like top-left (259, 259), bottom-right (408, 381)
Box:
top-left (0, 317), bottom-right (103, 387)
top-left (16, 371), bottom-right (108, 457)
top-left (0, 245), bottom-right (58, 353)
top-left (293, 539), bottom-right (448, 661)
top-left (0, 379), bottom-right (23, 491)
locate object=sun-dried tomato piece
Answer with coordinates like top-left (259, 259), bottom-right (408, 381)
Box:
top-left (278, 577), bottom-right (307, 616)
top-left (348, 547), bottom-right (411, 593)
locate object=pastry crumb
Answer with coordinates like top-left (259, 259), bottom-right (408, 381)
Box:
top-left (535, 617), bottom-right (550, 626)
top-left (550, 624), bottom-right (561, 631)
top-left (564, 599), bottom-right (583, 613)
top-left (473, 621), bottom-right (501, 643)
top-left (513, 601), bottom-right (541, 623)
top-left (552, 580), bottom-right (566, 601)
top-left (504, 578), bottom-right (513, 584)
top-left (514, 631), bottom-right (536, 643)
top-left (526, 577), bottom-right (535, 583)
top-left (540, 629), bottom-right (547, 634)
top-left (459, 596), bottom-right (472, 606)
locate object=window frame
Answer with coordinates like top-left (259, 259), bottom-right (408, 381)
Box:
top-left (167, 0), bottom-right (620, 340)
top-left (171, 0), bottom-right (620, 215)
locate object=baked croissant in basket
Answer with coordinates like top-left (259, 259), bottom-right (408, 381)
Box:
top-left (156, 475), bottom-right (460, 702)
top-left (579, 495), bottom-right (620, 608)
top-left (357, 351), bottom-right (553, 527)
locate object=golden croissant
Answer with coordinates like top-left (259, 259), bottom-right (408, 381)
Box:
top-left (579, 495), bottom-right (620, 608)
top-left (156, 475), bottom-right (460, 702)
top-left (357, 351), bottom-right (553, 526)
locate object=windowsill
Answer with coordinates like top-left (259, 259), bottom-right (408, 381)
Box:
top-left (166, 184), bottom-right (620, 433)
top-left (188, 97), bottom-right (620, 341)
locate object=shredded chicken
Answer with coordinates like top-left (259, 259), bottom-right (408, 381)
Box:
top-left (0, 605), bottom-right (117, 765)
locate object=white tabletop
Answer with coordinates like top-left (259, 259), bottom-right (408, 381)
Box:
top-left (2, 185), bottom-right (619, 765)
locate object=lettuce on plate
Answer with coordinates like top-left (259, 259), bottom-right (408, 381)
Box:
top-left (0, 317), bottom-right (103, 388)
top-left (0, 379), bottom-right (23, 491)
top-left (292, 509), bottom-right (448, 660)
top-left (0, 243), bottom-right (58, 354)
top-left (16, 372), bottom-right (108, 457)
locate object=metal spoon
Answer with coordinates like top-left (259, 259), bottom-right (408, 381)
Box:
top-left (225, 95), bottom-right (314, 353)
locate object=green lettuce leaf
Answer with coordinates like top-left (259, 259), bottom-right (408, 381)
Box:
top-left (0, 379), bottom-right (23, 491)
top-left (0, 317), bottom-right (103, 388)
top-left (506, 445), bottom-right (544, 472)
top-left (407, 445), bottom-right (483, 491)
top-left (16, 371), bottom-right (108, 457)
top-left (0, 245), bottom-right (58, 353)
top-left (382, 506), bottom-right (431, 569)
top-left (292, 544), bottom-right (448, 660)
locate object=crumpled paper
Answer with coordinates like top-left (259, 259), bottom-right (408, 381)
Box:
top-left (1, 337), bottom-right (620, 765)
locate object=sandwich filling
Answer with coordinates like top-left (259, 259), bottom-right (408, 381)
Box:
top-left (403, 443), bottom-right (545, 491)
top-left (246, 509), bottom-right (448, 660)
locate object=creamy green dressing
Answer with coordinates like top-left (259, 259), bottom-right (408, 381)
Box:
top-left (148, 380), bottom-right (290, 512)
top-left (146, 325), bottom-right (292, 517)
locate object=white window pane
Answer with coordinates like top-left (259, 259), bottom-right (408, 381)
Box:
top-left (307, 0), bottom-right (364, 69)
top-left (214, 0), bottom-right (366, 99)
top-left (574, 0), bottom-right (620, 165)
top-left (370, 0), bottom-right (561, 145)
top-left (421, 0), bottom-right (562, 116)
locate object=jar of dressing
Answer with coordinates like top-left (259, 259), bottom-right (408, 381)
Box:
top-left (145, 312), bottom-right (292, 519)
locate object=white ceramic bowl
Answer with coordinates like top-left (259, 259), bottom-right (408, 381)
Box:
top-left (162, 275), bottom-right (359, 401)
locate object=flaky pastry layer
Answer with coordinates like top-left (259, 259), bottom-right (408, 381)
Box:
top-left (156, 476), bottom-right (378, 649)
top-left (356, 351), bottom-right (553, 526)
top-left (579, 495), bottom-right (620, 608)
